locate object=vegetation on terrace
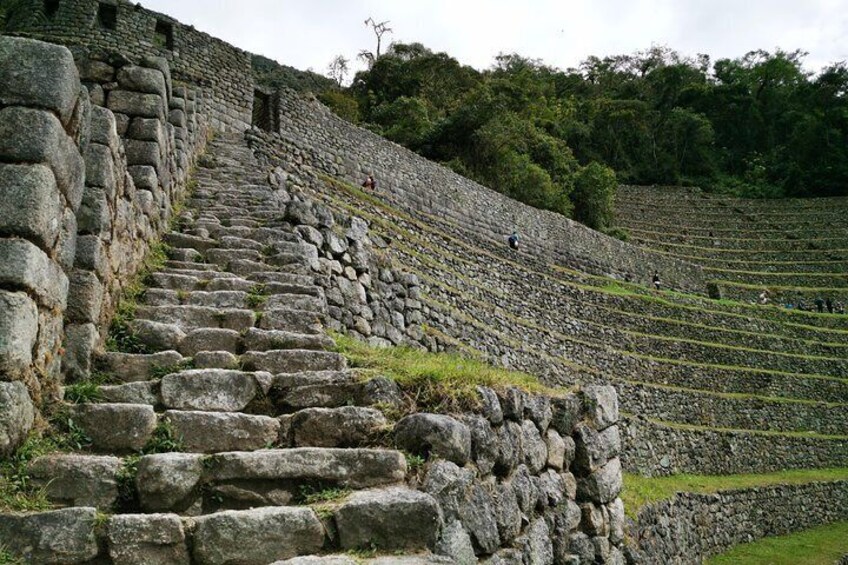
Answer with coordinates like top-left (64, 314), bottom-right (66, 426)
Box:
top-left (706, 521), bottom-right (848, 565)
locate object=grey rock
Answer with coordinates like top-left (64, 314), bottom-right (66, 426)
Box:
top-left (84, 142), bottom-right (115, 188)
top-left (178, 328), bottom-right (241, 356)
top-left (67, 269), bottom-right (104, 323)
top-left (117, 66), bottom-right (167, 97)
top-left (458, 483), bottom-right (500, 554)
top-left (290, 406), bottom-right (387, 447)
top-left (574, 423), bottom-right (620, 474)
top-left (523, 394), bottom-right (553, 430)
top-left (550, 394), bottom-right (582, 436)
top-left (436, 520), bottom-right (477, 565)
top-left (580, 503), bottom-right (609, 536)
top-left (164, 410), bottom-right (279, 453)
top-left (497, 387), bottom-right (524, 421)
top-left (0, 164), bottom-right (62, 250)
top-left (0, 37), bottom-right (80, 124)
top-left (160, 369), bottom-right (266, 411)
top-left (581, 386), bottom-right (619, 430)
top-left (496, 420), bottom-right (523, 474)
top-left (98, 350), bottom-right (184, 383)
top-left (538, 469), bottom-right (566, 507)
top-left (395, 413), bottom-right (471, 465)
top-left (493, 482), bottom-right (522, 543)
top-left (130, 319), bottom-right (186, 352)
top-left (577, 457), bottom-right (623, 504)
top-left (462, 414), bottom-right (498, 475)
top-left (62, 323), bottom-right (99, 381)
top-left (99, 381), bottom-right (159, 405)
top-left (0, 238), bottom-right (68, 309)
top-left (0, 507), bottom-right (99, 564)
top-left (107, 89), bottom-right (165, 119)
top-left (137, 453), bottom-right (204, 512)
top-left (0, 381), bottom-right (34, 456)
top-left (346, 217), bottom-right (369, 241)
top-left (476, 386), bottom-right (503, 425)
top-left (108, 513), bottom-right (189, 565)
top-left (511, 464), bottom-right (537, 515)
top-left (193, 350), bottom-right (239, 369)
top-left (568, 532), bottom-right (595, 563)
top-left (545, 428), bottom-right (566, 471)
top-left (335, 487), bottom-right (441, 551)
top-left (516, 518), bottom-right (554, 565)
top-left (74, 235), bottom-right (108, 279)
top-left (607, 497), bottom-right (625, 545)
top-left (28, 454), bottom-right (121, 509)
top-left (0, 106), bottom-right (84, 209)
top-left (422, 460), bottom-right (475, 520)
top-left (0, 292), bottom-right (38, 382)
top-left (522, 419), bottom-right (548, 473)
top-left (71, 403), bottom-right (156, 452)
top-left (191, 507), bottom-right (324, 564)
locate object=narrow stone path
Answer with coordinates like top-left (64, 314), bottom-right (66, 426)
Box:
top-left (7, 133), bottom-right (448, 564)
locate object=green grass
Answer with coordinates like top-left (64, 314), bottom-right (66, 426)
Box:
top-left (0, 435), bottom-right (64, 513)
top-left (706, 521), bottom-right (848, 565)
top-left (622, 469), bottom-right (848, 519)
top-left (332, 332), bottom-right (568, 413)
top-left (638, 415), bottom-right (848, 440)
top-left (63, 382), bottom-right (103, 404)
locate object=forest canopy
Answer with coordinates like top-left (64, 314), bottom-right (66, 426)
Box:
top-left (319, 43), bottom-right (848, 229)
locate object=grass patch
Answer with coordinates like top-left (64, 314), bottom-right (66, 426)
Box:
top-left (332, 332), bottom-right (565, 413)
top-left (297, 484), bottom-right (351, 505)
top-left (63, 382), bottom-right (103, 404)
top-left (143, 420), bottom-right (183, 454)
top-left (706, 521), bottom-right (848, 565)
top-left (246, 283), bottom-right (269, 309)
top-left (149, 359), bottom-right (195, 380)
top-left (0, 545), bottom-right (25, 565)
top-left (622, 469), bottom-right (848, 518)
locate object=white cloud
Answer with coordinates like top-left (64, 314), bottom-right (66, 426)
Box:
top-left (141, 0), bottom-right (848, 79)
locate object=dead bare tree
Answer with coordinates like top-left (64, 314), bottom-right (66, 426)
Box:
top-left (327, 54), bottom-right (349, 87)
top-left (358, 17), bottom-right (392, 68)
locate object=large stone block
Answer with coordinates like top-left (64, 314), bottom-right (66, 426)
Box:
top-left (394, 413), bottom-right (471, 465)
top-left (0, 507), bottom-right (99, 564)
top-left (128, 117), bottom-right (165, 143)
top-left (0, 381), bottom-right (34, 456)
top-left (140, 56), bottom-right (173, 100)
top-left (117, 66), bottom-right (167, 98)
top-left (71, 403), bottom-right (157, 452)
top-left (0, 106), bottom-right (84, 211)
top-left (577, 457), bottom-right (623, 504)
top-left (108, 513), bottom-right (189, 565)
top-left (0, 164), bottom-right (63, 251)
top-left (0, 238), bottom-right (68, 309)
top-left (0, 37), bottom-right (80, 125)
top-left (74, 235), bottom-right (108, 280)
top-left (107, 90), bottom-right (165, 119)
top-left (125, 139), bottom-right (163, 173)
top-left (84, 142), bottom-right (115, 189)
top-left (191, 507), bottom-right (324, 564)
top-left (335, 487), bottom-right (441, 551)
top-left (0, 291), bottom-right (38, 380)
top-left (28, 454), bottom-right (121, 509)
top-left (137, 453), bottom-right (204, 512)
top-left (77, 186), bottom-right (111, 236)
top-left (581, 386), bottom-right (619, 431)
top-left (127, 165), bottom-right (158, 190)
top-left (67, 269), bottom-right (104, 324)
top-left (62, 323), bottom-right (99, 381)
top-left (88, 105), bottom-right (119, 149)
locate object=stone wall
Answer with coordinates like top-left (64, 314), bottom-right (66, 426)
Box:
top-left (270, 89), bottom-right (707, 294)
top-left (0, 36), bottom-right (207, 455)
top-left (5, 0), bottom-right (253, 131)
top-left (621, 417), bottom-right (848, 477)
top-left (629, 480), bottom-right (848, 564)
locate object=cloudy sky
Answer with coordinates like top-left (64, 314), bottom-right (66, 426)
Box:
top-left (141, 0), bottom-right (848, 79)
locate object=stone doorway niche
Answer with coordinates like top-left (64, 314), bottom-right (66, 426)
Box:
top-left (154, 19), bottom-right (174, 50)
top-left (252, 89), bottom-right (279, 132)
top-left (96, 2), bottom-right (117, 30)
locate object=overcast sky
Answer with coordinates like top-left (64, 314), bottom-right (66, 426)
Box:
top-left (140, 0), bottom-right (848, 79)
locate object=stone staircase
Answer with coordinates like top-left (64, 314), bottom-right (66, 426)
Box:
top-left (1, 134), bottom-right (448, 564)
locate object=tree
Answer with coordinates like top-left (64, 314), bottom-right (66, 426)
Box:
top-left (358, 17), bottom-right (393, 68)
top-left (327, 55), bottom-right (349, 87)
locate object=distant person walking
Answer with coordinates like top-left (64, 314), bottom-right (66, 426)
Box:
top-left (826, 297), bottom-right (834, 314)
top-left (815, 297), bottom-right (825, 313)
top-left (508, 231), bottom-right (520, 250)
top-left (652, 271), bottom-right (661, 291)
top-left (758, 290), bottom-right (770, 305)
top-left (362, 175), bottom-right (376, 191)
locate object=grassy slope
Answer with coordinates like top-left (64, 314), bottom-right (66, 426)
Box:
top-left (706, 521), bottom-right (848, 565)
top-left (622, 470), bottom-right (848, 519)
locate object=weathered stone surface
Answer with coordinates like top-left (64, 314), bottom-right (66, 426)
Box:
top-left (0, 238), bottom-right (68, 309)
top-left (289, 406), bottom-right (387, 447)
top-left (207, 448), bottom-right (406, 488)
top-left (394, 413), bottom-right (471, 465)
top-left (107, 89), bottom-right (165, 119)
top-left (71, 403), bottom-right (157, 452)
top-left (240, 349), bottom-right (346, 373)
top-left (62, 322), bottom-right (99, 381)
top-left (84, 142), bottom-right (115, 189)
top-left (67, 269), bottom-right (104, 323)
top-left (191, 507), bottom-right (324, 564)
top-left (74, 235), bottom-right (108, 279)
top-left (550, 394), bottom-right (583, 436)
top-left (0, 380), bottom-right (34, 456)
top-left (0, 37), bottom-right (80, 124)
top-left (574, 423), bottom-right (621, 474)
top-left (130, 319), bottom-right (186, 351)
top-left (99, 381), bottom-right (159, 405)
top-left (522, 419), bottom-right (548, 473)
top-left (108, 513), bottom-right (189, 565)
top-left (545, 428), bottom-right (566, 470)
top-left (437, 519), bottom-right (477, 565)
top-left (165, 410), bottom-right (279, 453)
top-left (160, 369), bottom-right (267, 411)
top-left (0, 164), bottom-right (63, 250)
top-left (0, 106), bottom-right (84, 209)
top-left (463, 414), bottom-right (498, 475)
top-left (493, 482), bottom-right (522, 544)
top-left (0, 507), bottom-right (99, 564)
top-left (335, 487), bottom-right (441, 551)
top-left (581, 386), bottom-right (619, 431)
top-left (28, 454), bottom-right (121, 509)
top-left (117, 66), bottom-right (167, 97)
top-left (98, 350), bottom-right (184, 383)
top-left (477, 386), bottom-right (503, 425)
top-left (459, 483), bottom-right (501, 554)
top-left (0, 291), bottom-right (38, 381)
top-left (136, 452), bottom-right (204, 511)
top-left (495, 420), bottom-right (523, 474)
top-left (608, 497), bottom-right (625, 545)
top-left (577, 457), bottom-right (623, 504)
top-left (516, 518), bottom-right (554, 565)
top-left (524, 394), bottom-right (553, 430)
top-left (178, 328), bottom-right (241, 356)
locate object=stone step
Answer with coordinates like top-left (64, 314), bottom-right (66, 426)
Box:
top-left (160, 368), bottom-right (272, 412)
top-left (284, 406), bottom-right (388, 448)
top-left (28, 454), bottom-right (122, 510)
top-left (248, 271), bottom-right (316, 286)
top-left (259, 308), bottom-right (325, 334)
top-left (263, 293), bottom-right (326, 313)
top-left (143, 288), bottom-right (250, 309)
top-left (163, 232), bottom-right (218, 253)
top-left (136, 447), bottom-right (408, 513)
top-left (274, 555), bottom-right (452, 565)
top-left (163, 410), bottom-right (280, 453)
top-left (205, 247), bottom-right (263, 265)
top-left (157, 268), bottom-right (240, 280)
top-left (270, 372), bottom-right (402, 411)
top-left (163, 260), bottom-right (218, 271)
top-left (69, 403), bottom-right (157, 453)
top-left (134, 305), bottom-right (255, 332)
top-left (96, 350), bottom-right (186, 383)
top-left (240, 349), bottom-right (346, 373)
top-left (242, 328), bottom-right (334, 352)
top-left (215, 235), bottom-right (266, 251)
